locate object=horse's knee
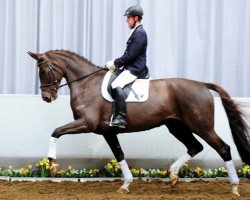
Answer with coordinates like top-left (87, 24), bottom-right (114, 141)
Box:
top-left (187, 143), bottom-right (203, 157)
top-left (219, 143), bottom-right (232, 161)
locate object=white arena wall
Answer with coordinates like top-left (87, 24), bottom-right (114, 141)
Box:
top-left (0, 94), bottom-right (249, 170)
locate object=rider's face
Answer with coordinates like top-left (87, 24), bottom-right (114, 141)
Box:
top-left (126, 16), bottom-right (138, 28)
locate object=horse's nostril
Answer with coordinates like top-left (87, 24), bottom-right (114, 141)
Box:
top-left (43, 96), bottom-right (51, 102)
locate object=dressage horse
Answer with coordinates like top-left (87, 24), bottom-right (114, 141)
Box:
top-left (28, 50), bottom-right (250, 195)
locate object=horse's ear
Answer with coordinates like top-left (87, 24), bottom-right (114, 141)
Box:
top-left (27, 51), bottom-right (43, 61)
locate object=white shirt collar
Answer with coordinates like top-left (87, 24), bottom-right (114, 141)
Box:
top-left (129, 23), bottom-right (142, 37)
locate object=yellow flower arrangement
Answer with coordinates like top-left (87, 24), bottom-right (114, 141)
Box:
top-left (8, 166), bottom-right (13, 176)
top-left (104, 159), bottom-right (122, 177)
top-left (131, 168), bottom-right (139, 176)
top-left (18, 168), bottom-right (29, 176)
top-left (0, 159), bottom-right (249, 179)
top-left (238, 164), bottom-right (250, 178)
top-left (131, 168), bottom-right (148, 177)
top-left (36, 158), bottom-right (50, 177)
top-left (89, 169), bottom-right (100, 176)
top-left (195, 167), bottom-right (202, 174)
top-left (156, 169), bottom-right (168, 178)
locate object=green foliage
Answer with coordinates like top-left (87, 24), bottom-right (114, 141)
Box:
top-left (0, 159), bottom-right (249, 179)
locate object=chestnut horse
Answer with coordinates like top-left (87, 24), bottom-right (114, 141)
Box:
top-left (28, 50), bottom-right (250, 195)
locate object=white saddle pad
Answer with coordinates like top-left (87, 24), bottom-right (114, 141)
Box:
top-left (101, 70), bottom-right (151, 102)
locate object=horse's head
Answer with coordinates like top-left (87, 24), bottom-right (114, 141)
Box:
top-left (28, 51), bottom-right (64, 103)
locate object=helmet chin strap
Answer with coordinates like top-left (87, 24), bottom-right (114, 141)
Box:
top-left (130, 17), bottom-right (139, 29)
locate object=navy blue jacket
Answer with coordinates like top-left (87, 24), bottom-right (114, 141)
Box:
top-left (114, 25), bottom-right (148, 78)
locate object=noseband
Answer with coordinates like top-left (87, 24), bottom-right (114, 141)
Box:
top-left (38, 54), bottom-right (106, 95)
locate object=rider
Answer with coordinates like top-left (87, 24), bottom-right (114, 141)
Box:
top-left (106, 5), bottom-right (149, 128)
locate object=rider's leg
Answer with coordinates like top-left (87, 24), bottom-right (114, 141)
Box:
top-left (111, 87), bottom-right (127, 128)
top-left (110, 70), bottom-right (137, 128)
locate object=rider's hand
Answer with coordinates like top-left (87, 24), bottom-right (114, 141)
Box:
top-left (106, 59), bottom-right (115, 69)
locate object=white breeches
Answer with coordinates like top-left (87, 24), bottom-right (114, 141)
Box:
top-left (111, 70), bottom-right (137, 89)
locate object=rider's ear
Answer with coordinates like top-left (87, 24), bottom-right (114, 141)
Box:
top-left (27, 51), bottom-right (43, 61)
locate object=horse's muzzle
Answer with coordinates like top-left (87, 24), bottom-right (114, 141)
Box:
top-left (42, 96), bottom-right (52, 103)
top-left (41, 90), bottom-right (58, 102)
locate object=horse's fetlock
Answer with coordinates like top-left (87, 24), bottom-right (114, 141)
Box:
top-left (188, 143), bottom-right (203, 157)
top-left (220, 144), bottom-right (232, 161)
top-left (115, 153), bottom-right (125, 162)
top-left (196, 143), bottom-right (204, 153)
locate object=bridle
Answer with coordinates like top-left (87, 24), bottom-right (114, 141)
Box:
top-left (38, 54), bottom-right (106, 95)
top-left (38, 55), bottom-right (63, 95)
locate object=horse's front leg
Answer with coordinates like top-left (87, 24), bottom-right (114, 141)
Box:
top-left (103, 133), bottom-right (133, 193)
top-left (48, 119), bottom-right (92, 176)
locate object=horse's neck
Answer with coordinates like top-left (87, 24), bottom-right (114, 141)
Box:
top-left (59, 56), bottom-right (101, 99)
top-left (69, 71), bottom-right (104, 111)
top-left (64, 62), bottom-right (96, 83)
top-left (52, 51), bottom-right (102, 101)
top-left (55, 53), bottom-right (96, 84)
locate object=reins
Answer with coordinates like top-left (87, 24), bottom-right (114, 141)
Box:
top-left (58, 67), bottom-right (107, 89)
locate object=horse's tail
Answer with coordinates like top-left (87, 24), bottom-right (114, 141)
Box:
top-left (205, 83), bottom-right (250, 165)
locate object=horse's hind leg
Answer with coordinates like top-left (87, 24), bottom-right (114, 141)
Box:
top-left (166, 120), bottom-right (204, 187)
top-left (198, 129), bottom-right (240, 196)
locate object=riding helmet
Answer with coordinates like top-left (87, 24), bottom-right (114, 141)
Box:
top-left (124, 5), bottom-right (143, 19)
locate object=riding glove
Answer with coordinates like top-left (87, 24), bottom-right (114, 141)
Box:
top-left (106, 59), bottom-right (115, 69)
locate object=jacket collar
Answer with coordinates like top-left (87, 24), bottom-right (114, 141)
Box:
top-left (129, 23), bottom-right (143, 38)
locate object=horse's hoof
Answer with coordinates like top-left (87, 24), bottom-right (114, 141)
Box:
top-left (117, 180), bottom-right (131, 193)
top-left (232, 185), bottom-right (240, 196)
top-left (117, 187), bottom-right (129, 194)
top-left (50, 163), bottom-right (59, 177)
top-left (170, 173), bottom-right (179, 188)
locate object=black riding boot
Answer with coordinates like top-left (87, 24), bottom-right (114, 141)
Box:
top-left (111, 87), bottom-right (127, 128)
